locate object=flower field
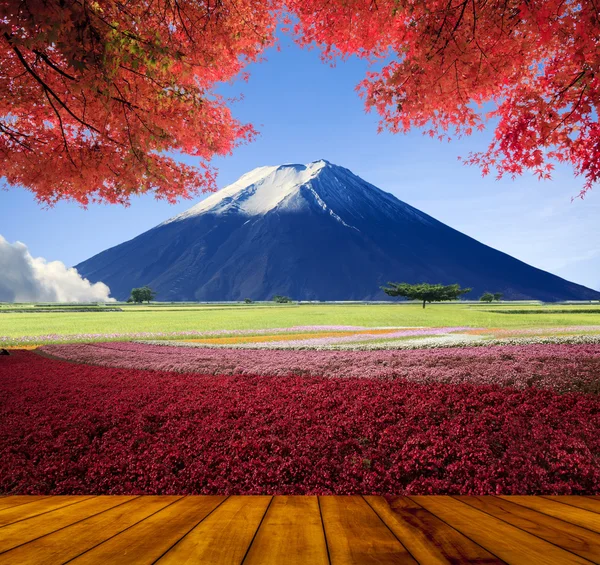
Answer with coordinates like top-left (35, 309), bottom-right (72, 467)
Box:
top-left (41, 341), bottom-right (600, 393)
top-left (0, 325), bottom-right (371, 347)
top-left (1, 350), bottom-right (599, 495)
top-left (153, 324), bottom-right (600, 350)
top-left (178, 326), bottom-right (474, 347)
top-left (6, 319), bottom-right (600, 496)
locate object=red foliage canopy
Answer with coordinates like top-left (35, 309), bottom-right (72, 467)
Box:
top-left (1, 1), bottom-right (599, 205)
top-left (0, 0), bottom-right (276, 205)
top-left (292, 0), bottom-right (600, 197)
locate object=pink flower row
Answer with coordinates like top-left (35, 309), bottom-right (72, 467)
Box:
top-left (1, 350), bottom-right (599, 495)
top-left (40, 341), bottom-right (600, 394)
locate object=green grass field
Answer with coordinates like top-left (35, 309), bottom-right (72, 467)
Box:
top-left (2, 302), bottom-right (600, 345)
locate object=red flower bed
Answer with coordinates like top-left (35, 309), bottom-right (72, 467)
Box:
top-left (1, 350), bottom-right (599, 495)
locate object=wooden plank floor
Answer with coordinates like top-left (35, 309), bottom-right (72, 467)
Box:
top-left (0, 496), bottom-right (598, 564)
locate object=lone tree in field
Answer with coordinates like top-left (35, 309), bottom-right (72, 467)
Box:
top-left (130, 286), bottom-right (156, 304)
top-left (493, 293), bottom-right (503, 302)
top-left (2, 1), bottom-right (599, 205)
top-left (382, 283), bottom-right (472, 309)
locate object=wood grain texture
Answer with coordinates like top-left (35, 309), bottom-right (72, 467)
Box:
top-left (0, 497), bottom-right (49, 512)
top-left (365, 496), bottom-right (501, 564)
top-left (157, 495), bottom-right (270, 565)
top-left (0, 496), bottom-right (179, 565)
top-left (243, 496), bottom-right (329, 565)
top-left (501, 496), bottom-right (600, 534)
top-left (1, 495), bottom-right (599, 564)
top-left (413, 496), bottom-right (591, 565)
top-left (320, 495), bottom-right (417, 565)
top-left (0, 496), bottom-right (93, 528)
top-left (542, 497), bottom-right (600, 514)
top-left (0, 495), bottom-right (135, 554)
top-left (457, 496), bottom-right (600, 564)
top-left (69, 496), bottom-right (225, 564)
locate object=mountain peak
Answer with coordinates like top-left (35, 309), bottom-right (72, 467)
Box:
top-left (165, 159), bottom-right (342, 224)
top-left (278, 158), bottom-right (331, 168)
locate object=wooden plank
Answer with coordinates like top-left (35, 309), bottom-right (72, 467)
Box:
top-left (0, 496), bottom-right (179, 565)
top-left (320, 495), bottom-right (416, 565)
top-left (0, 497), bottom-right (49, 512)
top-left (542, 497), bottom-right (600, 515)
top-left (458, 496), bottom-right (600, 564)
top-left (157, 496), bottom-right (270, 564)
top-left (413, 496), bottom-right (591, 565)
top-left (243, 496), bottom-right (329, 565)
top-left (501, 496), bottom-right (600, 534)
top-left (0, 496), bottom-right (93, 528)
top-left (69, 496), bottom-right (226, 564)
top-left (1, 495), bottom-right (598, 564)
top-left (365, 496), bottom-right (501, 564)
top-left (0, 495), bottom-right (135, 554)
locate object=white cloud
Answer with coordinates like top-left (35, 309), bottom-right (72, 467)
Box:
top-left (0, 235), bottom-right (114, 303)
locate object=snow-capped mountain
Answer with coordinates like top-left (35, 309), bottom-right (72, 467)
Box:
top-left (76, 160), bottom-right (600, 301)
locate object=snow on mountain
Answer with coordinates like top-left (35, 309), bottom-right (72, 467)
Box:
top-left (165, 160), bottom-right (332, 222)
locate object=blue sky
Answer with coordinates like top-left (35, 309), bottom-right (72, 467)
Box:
top-left (2, 36), bottom-right (600, 290)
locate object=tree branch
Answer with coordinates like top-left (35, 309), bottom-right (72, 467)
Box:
top-left (5, 33), bottom-right (125, 147)
top-left (33, 49), bottom-right (77, 81)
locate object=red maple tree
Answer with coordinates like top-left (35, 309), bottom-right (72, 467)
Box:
top-left (0, 0), bottom-right (276, 205)
top-left (292, 0), bottom-right (600, 197)
top-left (1, 0), bottom-right (599, 205)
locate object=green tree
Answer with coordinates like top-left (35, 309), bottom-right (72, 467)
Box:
top-left (140, 286), bottom-right (157, 303)
top-left (493, 293), bottom-right (503, 302)
top-left (382, 282), bottom-right (472, 309)
top-left (130, 288), bottom-right (143, 304)
top-left (244, 298), bottom-right (253, 304)
top-left (130, 286), bottom-right (156, 304)
top-left (272, 295), bottom-right (292, 304)
top-left (480, 292), bottom-right (494, 303)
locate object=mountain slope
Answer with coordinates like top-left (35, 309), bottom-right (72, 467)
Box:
top-left (76, 160), bottom-right (600, 301)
